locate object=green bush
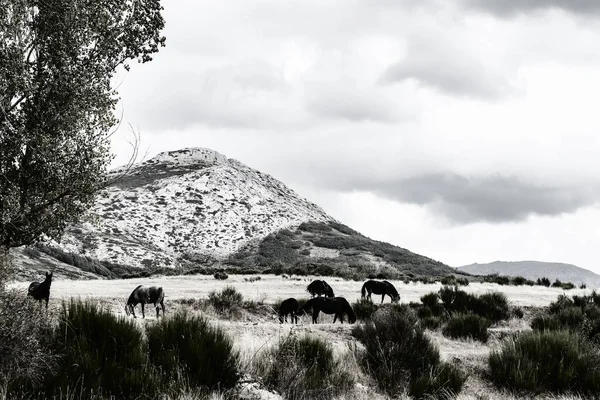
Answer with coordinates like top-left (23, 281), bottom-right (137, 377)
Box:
top-left (409, 363), bottom-right (467, 400)
top-left (46, 300), bottom-right (156, 399)
top-left (512, 307), bottom-right (524, 319)
top-left (489, 331), bottom-right (600, 395)
top-left (421, 316), bottom-right (444, 330)
top-left (259, 334), bottom-right (353, 399)
top-left (511, 276), bottom-right (526, 286)
top-left (443, 314), bottom-right (490, 342)
top-left (456, 277), bottom-right (469, 286)
top-left (352, 305), bottom-right (466, 398)
top-left (208, 286), bottom-right (243, 315)
top-left (146, 311), bottom-right (240, 391)
top-left (352, 298), bottom-right (378, 320)
top-left (537, 277), bottom-right (551, 287)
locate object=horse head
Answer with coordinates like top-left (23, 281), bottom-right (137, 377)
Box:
top-left (45, 271), bottom-right (53, 282)
top-left (124, 303), bottom-right (132, 316)
top-left (391, 295), bottom-right (400, 303)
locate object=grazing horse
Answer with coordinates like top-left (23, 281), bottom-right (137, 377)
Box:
top-left (301, 297), bottom-right (356, 324)
top-left (306, 279), bottom-right (335, 298)
top-left (361, 280), bottom-right (400, 304)
top-left (125, 285), bottom-right (165, 318)
top-left (279, 298), bottom-right (301, 324)
top-left (28, 271), bottom-right (53, 308)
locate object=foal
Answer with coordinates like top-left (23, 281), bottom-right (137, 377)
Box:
top-left (28, 271), bottom-right (53, 308)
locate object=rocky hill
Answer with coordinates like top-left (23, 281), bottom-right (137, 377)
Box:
top-left (11, 147), bottom-right (455, 280)
top-left (457, 261), bottom-right (600, 288)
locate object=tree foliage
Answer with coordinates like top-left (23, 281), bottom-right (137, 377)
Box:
top-left (0, 0), bottom-right (165, 260)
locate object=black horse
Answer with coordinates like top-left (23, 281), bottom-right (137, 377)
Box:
top-left (28, 271), bottom-right (53, 308)
top-left (306, 279), bottom-right (335, 298)
top-left (301, 297), bottom-right (356, 324)
top-left (361, 280), bottom-right (400, 304)
top-left (279, 298), bottom-right (302, 324)
top-left (125, 285), bottom-right (165, 318)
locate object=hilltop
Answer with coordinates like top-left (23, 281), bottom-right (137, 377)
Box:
top-left (457, 261), bottom-right (600, 288)
top-left (11, 147), bottom-right (455, 280)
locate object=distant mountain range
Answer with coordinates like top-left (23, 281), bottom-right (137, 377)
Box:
top-left (11, 147), bottom-right (454, 280)
top-left (457, 261), bottom-right (600, 288)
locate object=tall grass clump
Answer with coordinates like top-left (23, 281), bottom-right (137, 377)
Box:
top-left (46, 299), bottom-right (156, 399)
top-left (256, 334), bottom-right (354, 399)
top-left (438, 286), bottom-right (509, 323)
top-left (442, 314), bottom-right (490, 342)
top-left (352, 305), bottom-right (466, 398)
top-left (0, 290), bottom-right (54, 394)
top-left (489, 331), bottom-right (600, 395)
top-left (208, 286), bottom-right (244, 316)
top-left (352, 298), bottom-right (378, 320)
top-left (146, 311), bottom-right (240, 391)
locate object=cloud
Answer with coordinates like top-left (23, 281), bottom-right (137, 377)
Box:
top-left (460, 0), bottom-right (600, 17)
top-left (305, 87), bottom-right (406, 123)
top-left (380, 35), bottom-right (512, 99)
top-left (366, 173), bottom-right (598, 224)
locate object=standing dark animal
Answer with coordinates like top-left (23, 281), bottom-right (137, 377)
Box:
top-left (301, 297), bottom-right (356, 324)
top-left (125, 285), bottom-right (165, 318)
top-left (306, 279), bottom-right (335, 298)
top-left (361, 280), bottom-right (400, 304)
top-left (279, 298), bottom-right (301, 324)
top-left (28, 271), bottom-right (53, 308)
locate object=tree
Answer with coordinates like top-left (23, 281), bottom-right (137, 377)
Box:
top-left (0, 0), bottom-right (166, 282)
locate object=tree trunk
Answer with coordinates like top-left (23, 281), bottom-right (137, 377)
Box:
top-left (0, 245), bottom-right (12, 288)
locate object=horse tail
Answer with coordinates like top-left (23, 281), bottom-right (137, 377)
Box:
top-left (361, 282), bottom-right (367, 298)
top-left (344, 299), bottom-right (356, 323)
top-left (157, 287), bottom-right (165, 303)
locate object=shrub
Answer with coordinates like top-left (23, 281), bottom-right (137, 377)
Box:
top-left (214, 271), bottom-right (228, 280)
top-left (147, 311), bottom-right (239, 391)
top-left (0, 290), bottom-right (54, 393)
top-left (472, 292), bottom-right (510, 322)
top-left (489, 331), bottom-right (600, 395)
top-left (511, 276), bottom-right (526, 286)
top-left (421, 292), bottom-right (440, 309)
top-left (421, 316), bottom-right (444, 330)
top-left (259, 334), bottom-right (353, 399)
top-left (581, 283), bottom-right (588, 289)
top-left (208, 286), bottom-right (243, 315)
top-left (409, 363), bottom-right (466, 400)
top-left (353, 298), bottom-right (378, 320)
top-left (443, 314), bottom-right (490, 342)
top-left (46, 300), bottom-right (156, 399)
top-left (352, 305), bottom-right (466, 398)
top-left (537, 277), bottom-right (551, 287)
top-left (456, 277), bottom-right (469, 286)
top-left (512, 307), bottom-right (524, 319)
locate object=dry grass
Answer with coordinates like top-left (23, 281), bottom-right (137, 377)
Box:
top-left (5, 275), bottom-right (596, 399)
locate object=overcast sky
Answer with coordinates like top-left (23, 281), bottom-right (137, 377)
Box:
top-left (110, 0), bottom-right (600, 273)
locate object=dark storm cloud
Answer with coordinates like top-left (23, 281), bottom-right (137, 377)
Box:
top-left (364, 173), bottom-right (596, 223)
top-left (460, 0), bottom-right (600, 16)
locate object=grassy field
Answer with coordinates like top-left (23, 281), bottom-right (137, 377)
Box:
top-left (7, 275), bottom-right (593, 400)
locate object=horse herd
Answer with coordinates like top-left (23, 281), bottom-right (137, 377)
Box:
top-left (26, 273), bottom-right (400, 324)
top-left (279, 278), bottom-right (400, 324)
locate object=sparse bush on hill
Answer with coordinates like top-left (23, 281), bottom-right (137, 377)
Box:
top-left (352, 305), bottom-right (466, 398)
top-left (489, 331), bottom-right (600, 396)
top-left (443, 314), bottom-right (490, 342)
top-left (255, 334), bottom-right (353, 400)
top-left (456, 277), bottom-right (469, 286)
top-left (146, 311), bottom-right (240, 391)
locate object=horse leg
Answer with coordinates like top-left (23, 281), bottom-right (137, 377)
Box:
top-left (333, 314), bottom-right (338, 323)
top-left (312, 310), bottom-right (319, 324)
top-left (141, 303), bottom-right (145, 319)
top-left (155, 303), bottom-right (159, 318)
top-left (45, 296), bottom-right (49, 309)
top-left (381, 294), bottom-right (385, 304)
top-left (161, 301), bottom-right (165, 317)
top-left (131, 305), bottom-right (137, 318)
